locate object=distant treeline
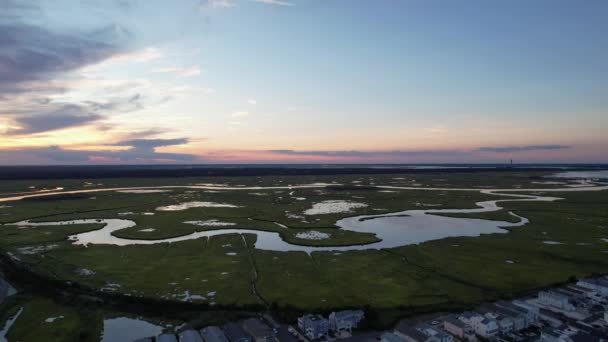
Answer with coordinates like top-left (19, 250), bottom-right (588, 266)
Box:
top-left (0, 164), bottom-right (605, 180)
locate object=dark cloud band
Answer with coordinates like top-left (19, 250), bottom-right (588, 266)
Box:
top-left (476, 145), bottom-right (570, 153)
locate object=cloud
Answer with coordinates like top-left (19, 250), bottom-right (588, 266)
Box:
top-left (200, 0), bottom-right (236, 9)
top-left (118, 128), bottom-right (171, 140)
top-left (117, 138), bottom-right (189, 149)
top-left (0, 21), bottom-right (128, 99)
top-left (269, 146), bottom-right (572, 159)
top-left (0, 138), bottom-right (196, 164)
top-left (99, 47), bottom-right (162, 65)
top-left (476, 145), bottom-right (570, 153)
top-left (2, 93), bottom-right (152, 135)
top-left (4, 105), bottom-right (102, 135)
top-left (85, 93), bottom-right (145, 113)
top-left (250, 0), bottom-right (294, 6)
top-left (269, 149), bottom-right (464, 158)
top-left (151, 65), bottom-right (202, 77)
top-left (247, 98), bottom-right (257, 105)
top-left (0, 1), bottom-right (144, 137)
top-left (0, 1), bottom-right (200, 163)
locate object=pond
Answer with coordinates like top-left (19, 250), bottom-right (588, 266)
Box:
top-left (8, 191), bottom-right (564, 253)
top-left (101, 317), bottom-right (164, 342)
top-left (6, 182), bottom-right (608, 252)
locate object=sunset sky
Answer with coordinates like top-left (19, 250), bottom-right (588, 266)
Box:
top-left (1, 0), bottom-right (607, 164)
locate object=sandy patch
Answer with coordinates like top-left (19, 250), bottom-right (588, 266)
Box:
top-left (295, 231), bottom-right (330, 240)
top-left (304, 200), bottom-right (367, 215)
top-left (45, 316), bottom-right (64, 323)
top-left (119, 212), bottom-right (155, 216)
top-left (157, 202), bottom-right (241, 211)
top-left (116, 190), bottom-right (171, 194)
top-left (75, 268), bottom-right (95, 276)
top-left (101, 283), bottom-right (122, 292)
top-left (184, 220), bottom-right (236, 227)
top-left (177, 290), bottom-right (207, 302)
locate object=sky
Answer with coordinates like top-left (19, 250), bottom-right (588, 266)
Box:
top-left (0, 0), bottom-right (607, 164)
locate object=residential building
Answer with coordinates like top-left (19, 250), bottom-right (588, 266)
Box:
top-left (200, 326), bottom-right (229, 342)
top-left (539, 290), bottom-right (575, 311)
top-left (510, 300), bottom-right (540, 324)
top-left (395, 324), bottom-right (438, 342)
top-left (297, 314), bottom-right (329, 340)
top-left (442, 317), bottom-right (475, 341)
top-left (540, 328), bottom-right (562, 342)
top-left (474, 318), bottom-right (499, 339)
top-left (328, 310), bottom-right (364, 332)
top-left (494, 301), bottom-right (538, 331)
top-left (482, 311), bottom-right (513, 334)
top-left (180, 329), bottom-right (203, 342)
top-left (458, 311), bottom-right (482, 327)
top-left (415, 324), bottom-right (453, 342)
top-left (223, 322), bottom-right (252, 342)
top-left (381, 332), bottom-right (406, 342)
top-left (568, 285), bottom-right (597, 297)
top-left (458, 312), bottom-right (498, 338)
top-left (489, 304), bottom-right (527, 330)
top-left (577, 278), bottom-right (608, 296)
top-left (157, 334), bottom-right (178, 342)
top-left (241, 318), bottom-right (274, 342)
top-left (538, 309), bottom-right (564, 327)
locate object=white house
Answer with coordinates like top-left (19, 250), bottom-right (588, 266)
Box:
top-left (483, 312), bottom-right (513, 335)
top-left (442, 317), bottom-right (475, 341)
top-left (511, 300), bottom-right (540, 325)
top-left (458, 312), bottom-right (498, 338)
top-left (328, 310), bottom-right (364, 332)
top-left (577, 278), bottom-right (608, 297)
top-left (298, 314), bottom-right (329, 340)
top-left (415, 324), bottom-right (453, 342)
top-left (538, 291), bottom-right (575, 311)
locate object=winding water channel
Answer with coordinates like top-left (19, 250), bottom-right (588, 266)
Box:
top-left (4, 182), bottom-right (608, 253)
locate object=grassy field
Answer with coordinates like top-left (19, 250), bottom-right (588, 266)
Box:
top-left (0, 294), bottom-right (103, 342)
top-left (1, 171), bottom-right (607, 335)
top-left (0, 170), bottom-right (579, 196)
